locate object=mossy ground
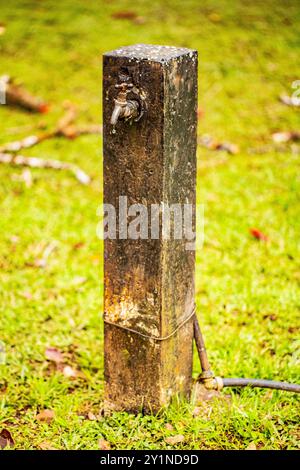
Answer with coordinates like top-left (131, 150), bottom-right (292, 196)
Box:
top-left (0, 0), bottom-right (299, 449)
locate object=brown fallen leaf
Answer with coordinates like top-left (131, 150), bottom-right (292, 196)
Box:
top-left (133, 16), bottom-right (146, 25)
top-left (208, 12), bottom-right (222, 22)
top-left (272, 131), bottom-right (300, 143)
top-left (56, 362), bottom-right (86, 380)
top-left (165, 423), bottom-right (174, 431)
top-left (198, 134), bottom-right (239, 154)
top-left (98, 439), bottom-right (111, 450)
top-left (36, 409), bottom-right (55, 423)
top-left (288, 326), bottom-right (299, 334)
top-left (21, 291), bottom-right (33, 300)
top-left (249, 228), bottom-right (269, 242)
top-left (87, 412), bottom-right (97, 421)
top-left (0, 429), bottom-right (14, 449)
top-left (111, 10), bottom-right (138, 20)
top-left (45, 347), bottom-right (64, 363)
top-left (192, 406), bottom-right (201, 417)
top-left (10, 235), bottom-right (19, 244)
top-left (72, 241), bottom-right (85, 250)
top-left (263, 313), bottom-right (277, 321)
top-left (0, 24), bottom-right (6, 36)
top-left (197, 108), bottom-right (205, 119)
top-left (165, 434), bottom-right (185, 445)
top-left (91, 254), bottom-right (100, 265)
top-left (63, 365), bottom-right (78, 378)
top-left (71, 276), bottom-right (87, 286)
top-left (39, 440), bottom-right (57, 450)
top-left (68, 318), bottom-right (76, 328)
top-left (246, 442), bottom-right (257, 450)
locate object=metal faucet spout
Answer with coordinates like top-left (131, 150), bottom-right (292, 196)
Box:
top-left (110, 103), bottom-right (123, 126)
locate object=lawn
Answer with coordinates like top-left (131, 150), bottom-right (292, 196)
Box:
top-left (0, 0), bottom-right (299, 450)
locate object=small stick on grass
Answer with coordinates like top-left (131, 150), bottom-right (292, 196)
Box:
top-left (0, 152), bottom-right (91, 185)
top-left (0, 103), bottom-right (102, 153)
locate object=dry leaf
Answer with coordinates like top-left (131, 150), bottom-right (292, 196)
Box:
top-left (165, 423), bottom-right (174, 431)
top-left (249, 228), bottom-right (269, 242)
top-left (272, 131), bottom-right (300, 143)
top-left (133, 16), bottom-right (146, 25)
top-left (63, 365), bottom-right (77, 377)
top-left (192, 406), bottom-right (201, 417)
top-left (208, 12), bottom-right (222, 22)
top-left (39, 440), bottom-right (57, 450)
top-left (214, 142), bottom-right (239, 154)
top-left (10, 235), bottom-right (19, 244)
top-left (21, 291), bottom-right (33, 300)
top-left (91, 254), bottom-right (100, 265)
top-left (198, 134), bottom-right (239, 154)
top-left (0, 429), bottom-right (14, 449)
top-left (45, 347), bottom-right (64, 363)
top-left (111, 10), bottom-right (138, 20)
top-left (197, 108), bottom-right (205, 119)
top-left (36, 409), bottom-right (55, 423)
top-left (246, 442), bottom-right (257, 450)
top-left (88, 412), bottom-right (97, 421)
top-left (263, 313), bottom-right (277, 321)
top-left (165, 434), bottom-right (185, 445)
top-left (72, 241), bottom-right (85, 250)
top-left (71, 276), bottom-right (87, 286)
top-left (98, 439), bottom-right (111, 450)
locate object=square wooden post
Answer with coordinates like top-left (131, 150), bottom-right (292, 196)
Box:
top-left (103, 44), bottom-right (197, 413)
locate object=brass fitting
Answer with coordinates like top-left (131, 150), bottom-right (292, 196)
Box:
top-left (198, 371), bottom-right (224, 391)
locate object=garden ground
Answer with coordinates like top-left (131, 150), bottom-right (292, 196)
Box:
top-left (0, 0), bottom-right (299, 449)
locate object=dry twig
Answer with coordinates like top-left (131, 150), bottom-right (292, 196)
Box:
top-left (0, 152), bottom-right (91, 185)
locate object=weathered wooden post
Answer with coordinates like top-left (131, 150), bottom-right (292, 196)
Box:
top-left (103, 44), bottom-right (197, 413)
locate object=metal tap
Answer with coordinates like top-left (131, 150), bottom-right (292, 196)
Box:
top-left (110, 73), bottom-right (146, 134)
top-left (110, 82), bottom-right (139, 133)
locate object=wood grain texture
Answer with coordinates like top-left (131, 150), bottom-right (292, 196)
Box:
top-left (103, 45), bottom-right (197, 413)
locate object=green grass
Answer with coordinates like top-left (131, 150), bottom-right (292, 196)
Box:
top-left (0, 0), bottom-right (299, 450)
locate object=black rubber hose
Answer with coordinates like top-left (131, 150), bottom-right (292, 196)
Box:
top-left (193, 312), bottom-right (300, 393)
top-left (222, 378), bottom-right (300, 393)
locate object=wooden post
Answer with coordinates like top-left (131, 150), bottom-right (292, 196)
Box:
top-left (103, 44), bottom-right (197, 413)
